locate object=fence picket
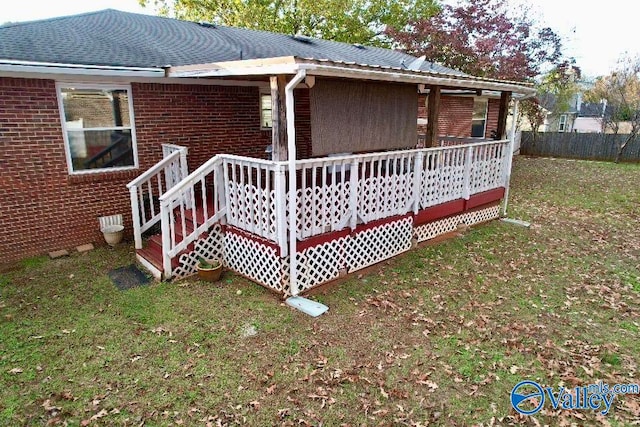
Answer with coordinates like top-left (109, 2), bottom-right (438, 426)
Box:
top-left (520, 132), bottom-right (640, 162)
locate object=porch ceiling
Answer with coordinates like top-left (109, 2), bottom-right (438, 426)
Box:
top-left (167, 56), bottom-right (536, 97)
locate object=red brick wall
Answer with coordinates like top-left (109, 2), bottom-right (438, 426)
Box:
top-left (417, 94), bottom-right (501, 138)
top-left (133, 83), bottom-right (311, 169)
top-left (0, 78), bottom-right (312, 264)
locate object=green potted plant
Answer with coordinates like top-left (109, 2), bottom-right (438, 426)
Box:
top-left (196, 257), bottom-right (223, 282)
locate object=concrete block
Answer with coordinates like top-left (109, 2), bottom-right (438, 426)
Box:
top-left (48, 249), bottom-right (69, 259)
top-left (76, 243), bottom-right (94, 253)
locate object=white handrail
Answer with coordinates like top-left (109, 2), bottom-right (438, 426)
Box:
top-left (287, 138), bottom-right (509, 166)
top-left (126, 150), bottom-right (181, 189)
top-left (160, 155), bottom-right (222, 203)
top-left (127, 147), bottom-right (188, 249)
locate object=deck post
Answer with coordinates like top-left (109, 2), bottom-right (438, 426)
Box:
top-left (502, 100), bottom-right (519, 216)
top-left (285, 70), bottom-right (307, 297)
top-left (160, 203), bottom-right (172, 278)
top-left (274, 164), bottom-right (287, 257)
top-left (412, 151), bottom-right (424, 214)
top-left (496, 91), bottom-right (512, 139)
top-left (270, 75), bottom-right (288, 161)
top-left (426, 86), bottom-right (441, 147)
top-left (178, 147), bottom-right (193, 207)
top-left (129, 185), bottom-right (143, 249)
top-left (216, 160), bottom-right (227, 225)
top-left (349, 157), bottom-right (359, 230)
top-left (462, 145), bottom-right (473, 200)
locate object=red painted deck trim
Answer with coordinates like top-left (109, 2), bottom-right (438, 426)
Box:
top-left (414, 199), bottom-right (465, 226)
top-left (225, 226), bottom-right (281, 255)
top-left (465, 187), bottom-right (505, 210)
top-left (413, 187), bottom-right (505, 226)
top-left (297, 214), bottom-right (412, 251)
top-left (354, 213), bottom-right (413, 234)
top-left (297, 229), bottom-right (351, 251)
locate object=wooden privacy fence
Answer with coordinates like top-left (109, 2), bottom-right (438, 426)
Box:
top-left (520, 132), bottom-right (640, 162)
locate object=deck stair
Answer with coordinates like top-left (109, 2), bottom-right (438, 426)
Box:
top-left (136, 200), bottom-right (214, 277)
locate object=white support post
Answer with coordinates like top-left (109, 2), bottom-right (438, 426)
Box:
top-left (502, 100), bottom-right (519, 216)
top-left (129, 185), bottom-right (143, 249)
top-left (160, 202), bottom-right (172, 278)
top-left (462, 145), bottom-right (473, 200)
top-left (274, 164), bottom-right (287, 257)
top-left (285, 70), bottom-right (307, 297)
top-left (349, 157), bottom-right (359, 230)
top-left (178, 148), bottom-right (191, 206)
top-left (216, 161), bottom-right (227, 224)
top-left (412, 151), bottom-right (424, 214)
top-left (178, 147), bottom-right (189, 179)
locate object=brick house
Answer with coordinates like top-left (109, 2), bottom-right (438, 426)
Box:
top-left (0, 10), bottom-right (533, 295)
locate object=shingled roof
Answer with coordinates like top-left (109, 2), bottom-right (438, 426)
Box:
top-left (0, 9), bottom-right (462, 76)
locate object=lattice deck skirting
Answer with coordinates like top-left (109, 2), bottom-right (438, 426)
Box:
top-left (414, 204), bottom-right (500, 242)
top-left (172, 203), bottom-right (501, 295)
top-left (223, 230), bottom-right (284, 292)
top-left (172, 224), bottom-right (225, 279)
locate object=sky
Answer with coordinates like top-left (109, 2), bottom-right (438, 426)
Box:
top-left (1, 0), bottom-right (638, 79)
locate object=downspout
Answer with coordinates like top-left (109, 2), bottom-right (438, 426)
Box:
top-left (502, 99), bottom-right (519, 217)
top-left (286, 69), bottom-right (307, 296)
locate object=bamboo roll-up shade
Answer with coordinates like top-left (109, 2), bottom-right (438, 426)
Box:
top-left (310, 78), bottom-right (417, 156)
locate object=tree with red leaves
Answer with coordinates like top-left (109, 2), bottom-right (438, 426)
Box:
top-left (387, 0), bottom-right (562, 82)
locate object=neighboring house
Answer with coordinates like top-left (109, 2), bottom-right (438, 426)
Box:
top-left (0, 10), bottom-right (533, 295)
top-left (536, 92), bottom-right (579, 133)
top-left (573, 101), bottom-right (609, 133)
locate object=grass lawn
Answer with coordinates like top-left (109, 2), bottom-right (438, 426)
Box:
top-left (1, 156), bottom-right (639, 426)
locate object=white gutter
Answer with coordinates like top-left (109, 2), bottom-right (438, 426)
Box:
top-left (0, 59), bottom-right (164, 77)
top-left (297, 63), bottom-right (536, 96)
top-left (170, 64), bottom-right (299, 78)
top-left (502, 99), bottom-right (520, 216)
top-left (286, 69), bottom-right (307, 297)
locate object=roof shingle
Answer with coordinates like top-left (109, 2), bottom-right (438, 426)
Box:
top-left (0, 9), bottom-right (462, 76)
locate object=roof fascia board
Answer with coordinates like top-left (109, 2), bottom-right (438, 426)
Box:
top-left (298, 63), bottom-right (536, 96)
top-left (168, 56), bottom-right (298, 76)
top-left (169, 63), bottom-right (299, 78)
top-left (0, 62), bottom-right (163, 78)
top-left (0, 69), bottom-right (267, 87)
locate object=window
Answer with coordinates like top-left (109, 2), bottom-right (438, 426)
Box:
top-left (471, 98), bottom-right (488, 138)
top-left (558, 114), bottom-right (567, 132)
top-left (260, 92), bottom-right (273, 129)
top-left (57, 83), bottom-right (137, 173)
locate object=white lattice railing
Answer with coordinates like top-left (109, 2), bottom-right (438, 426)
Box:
top-left (127, 144), bottom-right (189, 249)
top-left (206, 140), bottom-right (509, 244)
top-left (224, 156), bottom-right (280, 244)
top-left (288, 139), bottom-right (509, 240)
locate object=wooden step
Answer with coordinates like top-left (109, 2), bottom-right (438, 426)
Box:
top-left (181, 200), bottom-right (215, 224)
top-left (136, 234), bottom-right (181, 274)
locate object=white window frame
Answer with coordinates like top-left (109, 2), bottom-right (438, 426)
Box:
top-left (260, 90), bottom-right (273, 130)
top-left (558, 114), bottom-right (567, 132)
top-left (471, 97), bottom-right (489, 138)
top-left (56, 82), bottom-right (139, 175)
